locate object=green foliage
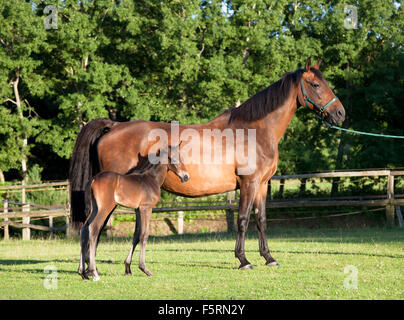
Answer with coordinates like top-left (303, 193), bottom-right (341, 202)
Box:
top-left (0, 0), bottom-right (402, 181)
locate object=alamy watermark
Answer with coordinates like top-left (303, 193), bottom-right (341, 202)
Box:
top-left (147, 121), bottom-right (257, 175)
top-left (343, 265), bottom-right (358, 290)
top-left (344, 5), bottom-right (358, 30)
top-left (43, 265), bottom-right (58, 290)
top-left (44, 5), bottom-right (58, 30)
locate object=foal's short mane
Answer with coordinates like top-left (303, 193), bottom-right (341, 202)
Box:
top-left (228, 68), bottom-right (322, 123)
top-left (125, 153), bottom-right (161, 175)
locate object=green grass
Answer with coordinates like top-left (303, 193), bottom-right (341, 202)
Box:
top-left (0, 228), bottom-right (403, 300)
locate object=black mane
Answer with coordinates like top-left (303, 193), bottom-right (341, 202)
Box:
top-left (228, 69), bottom-right (306, 123)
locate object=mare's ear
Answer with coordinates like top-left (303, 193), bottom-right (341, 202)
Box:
top-left (314, 59), bottom-right (322, 70)
top-left (305, 58), bottom-right (312, 72)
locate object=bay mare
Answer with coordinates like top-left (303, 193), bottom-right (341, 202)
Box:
top-left (69, 59), bottom-right (345, 269)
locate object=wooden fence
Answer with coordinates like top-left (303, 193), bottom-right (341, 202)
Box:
top-left (1, 169), bottom-right (403, 240)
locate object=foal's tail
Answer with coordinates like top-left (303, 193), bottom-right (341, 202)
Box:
top-left (69, 118), bottom-right (115, 231)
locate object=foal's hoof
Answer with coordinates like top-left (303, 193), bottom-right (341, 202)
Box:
top-left (239, 264), bottom-right (253, 270)
top-left (143, 269), bottom-right (154, 277)
top-left (92, 275), bottom-right (100, 282)
top-left (266, 261), bottom-right (280, 267)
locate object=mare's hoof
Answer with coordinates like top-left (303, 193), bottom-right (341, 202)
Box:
top-left (266, 261), bottom-right (280, 267)
top-left (84, 270), bottom-right (100, 281)
top-left (79, 272), bottom-right (89, 280)
top-left (239, 264), bottom-right (253, 270)
top-left (124, 272), bottom-right (132, 276)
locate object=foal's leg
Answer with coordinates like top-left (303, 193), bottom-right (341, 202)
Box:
top-left (253, 182), bottom-right (279, 266)
top-left (124, 209), bottom-right (141, 275)
top-left (235, 181), bottom-right (258, 270)
top-left (138, 206), bottom-right (153, 276)
top-left (86, 204), bottom-right (116, 281)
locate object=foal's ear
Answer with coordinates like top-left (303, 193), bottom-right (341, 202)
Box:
top-left (169, 141), bottom-right (182, 150)
top-left (305, 58), bottom-right (312, 72)
top-left (314, 59), bottom-right (322, 70)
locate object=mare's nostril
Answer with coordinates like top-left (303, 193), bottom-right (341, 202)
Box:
top-left (337, 109), bottom-right (345, 121)
top-left (182, 174), bottom-right (189, 182)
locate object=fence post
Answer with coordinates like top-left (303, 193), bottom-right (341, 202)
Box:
top-left (49, 216), bottom-right (54, 240)
top-left (65, 216), bottom-right (71, 237)
top-left (279, 178), bottom-right (285, 198)
top-left (178, 211), bottom-right (184, 235)
top-left (386, 172), bottom-right (395, 227)
top-left (22, 203), bottom-right (30, 241)
top-left (268, 180), bottom-right (272, 200)
top-left (2, 196), bottom-right (9, 241)
top-left (226, 191), bottom-right (235, 232)
top-left (396, 206), bottom-right (403, 228)
top-left (106, 215), bottom-right (113, 237)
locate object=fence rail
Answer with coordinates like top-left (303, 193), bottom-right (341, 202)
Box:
top-left (1, 169), bottom-right (403, 240)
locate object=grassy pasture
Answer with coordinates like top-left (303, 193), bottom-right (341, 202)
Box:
top-left (0, 228), bottom-right (403, 300)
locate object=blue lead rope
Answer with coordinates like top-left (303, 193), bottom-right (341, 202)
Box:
top-left (300, 79), bottom-right (404, 139)
top-left (325, 122), bottom-right (404, 139)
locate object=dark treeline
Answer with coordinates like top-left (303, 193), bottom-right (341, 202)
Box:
top-left (0, 0), bottom-right (403, 184)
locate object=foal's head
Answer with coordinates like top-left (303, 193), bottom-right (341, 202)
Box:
top-left (145, 143), bottom-right (189, 183)
top-left (164, 143), bottom-right (190, 183)
top-left (128, 144), bottom-right (189, 183)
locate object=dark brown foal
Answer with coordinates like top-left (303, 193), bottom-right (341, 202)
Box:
top-left (78, 145), bottom-right (189, 281)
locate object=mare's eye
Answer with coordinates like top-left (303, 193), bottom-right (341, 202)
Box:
top-left (311, 83), bottom-right (320, 88)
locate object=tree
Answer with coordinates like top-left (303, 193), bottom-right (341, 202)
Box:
top-left (0, 1), bottom-right (49, 183)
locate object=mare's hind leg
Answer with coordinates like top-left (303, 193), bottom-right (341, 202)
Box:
top-left (253, 182), bottom-right (278, 266)
top-left (124, 209), bottom-right (141, 275)
top-left (138, 206), bottom-right (153, 276)
top-left (78, 223), bottom-right (90, 279)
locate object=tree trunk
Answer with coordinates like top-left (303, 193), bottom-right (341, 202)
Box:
top-left (12, 73), bottom-right (30, 239)
top-left (0, 169), bottom-right (4, 184)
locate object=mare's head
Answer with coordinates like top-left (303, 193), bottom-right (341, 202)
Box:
top-left (299, 58), bottom-right (345, 125)
top-left (164, 142), bottom-right (190, 183)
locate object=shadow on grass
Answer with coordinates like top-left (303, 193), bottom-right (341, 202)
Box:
top-left (99, 227), bottom-right (404, 245)
top-left (0, 259), bottom-right (47, 266)
top-left (149, 247), bottom-right (402, 259)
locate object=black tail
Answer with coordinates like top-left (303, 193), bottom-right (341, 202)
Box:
top-left (69, 118), bottom-right (115, 231)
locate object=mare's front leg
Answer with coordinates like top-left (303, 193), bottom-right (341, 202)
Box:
top-left (253, 182), bottom-right (279, 266)
top-left (235, 181), bottom-right (258, 270)
top-left (138, 206), bottom-right (153, 276)
top-left (124, 209), bottom-right (141, 275)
